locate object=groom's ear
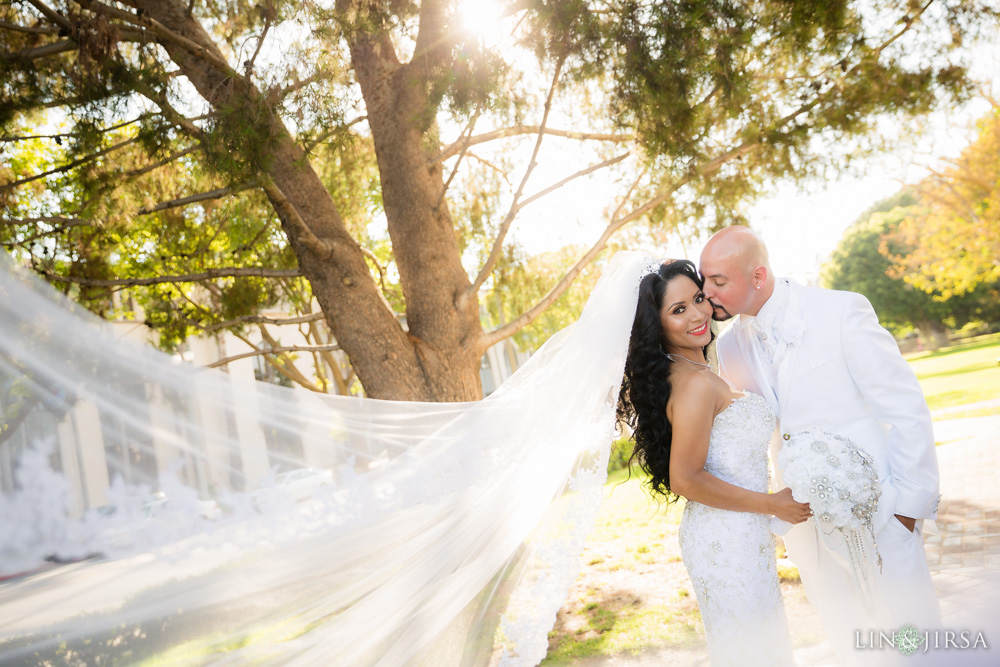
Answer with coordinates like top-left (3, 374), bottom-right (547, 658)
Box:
top-left (752, 265), bottom-right (768, 289)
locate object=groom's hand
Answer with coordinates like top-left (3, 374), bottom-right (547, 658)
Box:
top-left (894, 514), bottom-right (916, 532)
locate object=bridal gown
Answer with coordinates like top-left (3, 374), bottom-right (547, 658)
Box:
top-left (678, 392), bottom-right (796, 666)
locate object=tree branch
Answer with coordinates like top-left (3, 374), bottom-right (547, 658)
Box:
top-left (252, 325), bottom-right (318, 392)
top-left (610, 165), bottom-right (649, 223)
top-left (360, 246), bottom-right (387, 292)
top-left (200, 311), bottom-right (326, 334)
top-left (134, 84), bottom-right (205, 139)
top-left (302, 115), bottom-right (367, 153)
top-left (260, 178), bottom-right (334, 257)
top-left (467, 56), bottom-right (566, 297)
top-left (436, 110), bottom-right (479, 210)
top-left (873, 0), bottom-right (934, 59)
top-left (0, 217), bottom-right (94, 247)
top-left (136, 181), bottom-right (253, 215)
top-left (0, 115), bottom-right (150, 143)
top-left (124, 145), bottom-right (199, 179)
top-left (1, 216), bottom-right (90, 227)
top-left (462, 151), bottom-right (631, 300)
top-left (74, 0), bottom-right (235, 75)
top-left (245, 9), bottom-right (272, 74)
top-left (39, 267), bottom-right (301, 288)
top-left (270, 71), bottom-right (335, 104)
top-left (465, 152), bottom-right (512, 185)
top-left (217, 329), bottom-right (320, 392)
top-left (519, 151), bottom-right (630, 210)
top-left (25, 0), bottom-right (73, 31)
top-left (411, 0), bottom-right (452, 76)
top-left (5, 29), bottom-right (147, 61)
top-left (0, 20), bottom-right (59, 35)
top-left (480, 178), bottom-right (692, 349)
top-left (309, 318), bottom-right (350, 395)
top-left (7, 39), bottom-right (77, 60)
top-left (434, 126), bottom-right (632, 163)
top-left (0, 137), bottom-right (137, 192)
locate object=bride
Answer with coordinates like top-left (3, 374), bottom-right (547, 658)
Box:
top-left (617, 259), bottom-right (809, 666)
top-left (0, 251), bottom-right (803, 665)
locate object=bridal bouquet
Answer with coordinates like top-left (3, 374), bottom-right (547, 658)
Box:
top-left (775, 428), bottom-right (883, 610)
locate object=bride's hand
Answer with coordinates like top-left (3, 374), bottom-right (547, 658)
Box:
top-left (770, 487), bottom-right (811, 524)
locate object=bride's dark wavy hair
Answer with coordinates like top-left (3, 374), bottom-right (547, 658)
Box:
top-left (616, 259), bottom-right (714, 502)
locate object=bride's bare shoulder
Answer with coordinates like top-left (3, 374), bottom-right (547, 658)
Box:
top-left (667, 369), bottom-right (724, 415)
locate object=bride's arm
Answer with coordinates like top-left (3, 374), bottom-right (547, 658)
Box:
top-left (667, 375), bottom-right (810, 523)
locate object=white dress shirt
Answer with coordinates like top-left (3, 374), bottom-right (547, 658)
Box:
top-left (737, 278), bottom-right (791, 390)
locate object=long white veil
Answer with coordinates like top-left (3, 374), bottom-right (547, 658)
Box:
top-left (0, 250), bottom-right (658, 665)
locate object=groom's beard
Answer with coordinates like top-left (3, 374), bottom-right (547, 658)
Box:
top-left (709, 300), bottom-right (733, 322)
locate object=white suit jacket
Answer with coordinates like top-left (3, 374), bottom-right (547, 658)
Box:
top-left (716, 281), bottom-right (940, 531)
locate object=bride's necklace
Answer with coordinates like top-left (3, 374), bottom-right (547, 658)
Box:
top-left (666, 353), bottom-right (711, 369)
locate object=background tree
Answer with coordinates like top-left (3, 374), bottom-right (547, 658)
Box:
top-left (884, 103), bottom-right (1000, 299)
top-left (1, 0), bottom-right (996, 400)
top-left (823, 189), bottom-right (1000, 349)
top-left (824, 191), bottom-right (952, 348)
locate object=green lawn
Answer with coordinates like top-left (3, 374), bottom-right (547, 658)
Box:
top-left (541, 469), bottom-right (702, 664)
top-left (906, 334), bottom-right (1000, 414)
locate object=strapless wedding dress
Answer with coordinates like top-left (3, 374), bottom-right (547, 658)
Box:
top-left (679, 392), bottom-right (796, 666)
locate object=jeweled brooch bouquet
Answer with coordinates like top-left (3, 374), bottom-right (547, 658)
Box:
top-left (776, 428), bottom-right (883, 610)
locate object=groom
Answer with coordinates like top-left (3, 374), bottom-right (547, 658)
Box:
top-left (699, 225), bottom-right (941, 663)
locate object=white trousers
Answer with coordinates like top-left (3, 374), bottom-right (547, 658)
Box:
top-left (784, 516), bottom-right (941, 665)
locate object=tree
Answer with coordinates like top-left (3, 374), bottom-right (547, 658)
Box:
top-left (884, 103), bottom-right (1000, 298)
top-left (1, 0), bottom-right (994, 400)
top-left (822, 191), bottom-right (953, 347)
top-left (823, 190), bottom-right (1000, 349)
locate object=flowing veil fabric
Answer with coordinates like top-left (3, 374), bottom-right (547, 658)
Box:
top-left (0, 250), bottom-right (658, 665)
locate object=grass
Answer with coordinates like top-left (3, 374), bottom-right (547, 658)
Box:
top-left (542, 469), bottom-right (701, 664)
top-left (907, 334), bottom-right (1000, 414)
top-left (543, 605), bottom-right (701, 664)
top-left (133, 613), bottom-right (316, 666)
top-left (587, 468), bottom-right (684, 571)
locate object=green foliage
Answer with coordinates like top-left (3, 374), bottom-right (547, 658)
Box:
top-left (884, 107), bottom-right (1000, 298)
top-left (606, 436), bottom-right (635, 475)
top-left (3, 0), bottom-right (997, 393)
top-left (821, 191), bottom-right (999, 337)
top-left (485, 244), bottom-right (607, 352)
top-left (821, 194), bottom-right (949, 335)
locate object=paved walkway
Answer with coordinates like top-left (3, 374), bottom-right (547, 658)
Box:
top-left (793, 415), bottom-right (1000, 666)
top-left (583, 413), bottom-right (1000, 667)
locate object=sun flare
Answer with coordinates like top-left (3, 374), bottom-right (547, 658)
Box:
top-left (458, 0), bottom-right (504, 46)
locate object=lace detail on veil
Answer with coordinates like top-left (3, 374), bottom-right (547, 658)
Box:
top-left (495, 255), bottom-right (665, 665)
top-left (0, 251), bottom-right (658, 665)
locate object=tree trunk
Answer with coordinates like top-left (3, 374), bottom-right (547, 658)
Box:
top-left (133, 0), bottom-right (484, 401)
top-left (914, 320), bottom-right (950, 351)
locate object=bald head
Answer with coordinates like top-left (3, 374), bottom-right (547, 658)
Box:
top-left (699, 225), bottom-right (774, 319)
top-left (702, 225), bottom-right (771, 275)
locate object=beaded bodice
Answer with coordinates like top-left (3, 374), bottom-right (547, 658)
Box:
top-left (677, 390), bottom-right (795, 666)
top-left (705, 392), bottom-right (776, 493)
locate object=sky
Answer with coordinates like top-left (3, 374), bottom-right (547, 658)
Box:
top-left (478, 6), bottom-right (1000, 287)
top-left (506, 95), bottom-right (993, 286)
top-left (746, 99), bottom-right (993, 285)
